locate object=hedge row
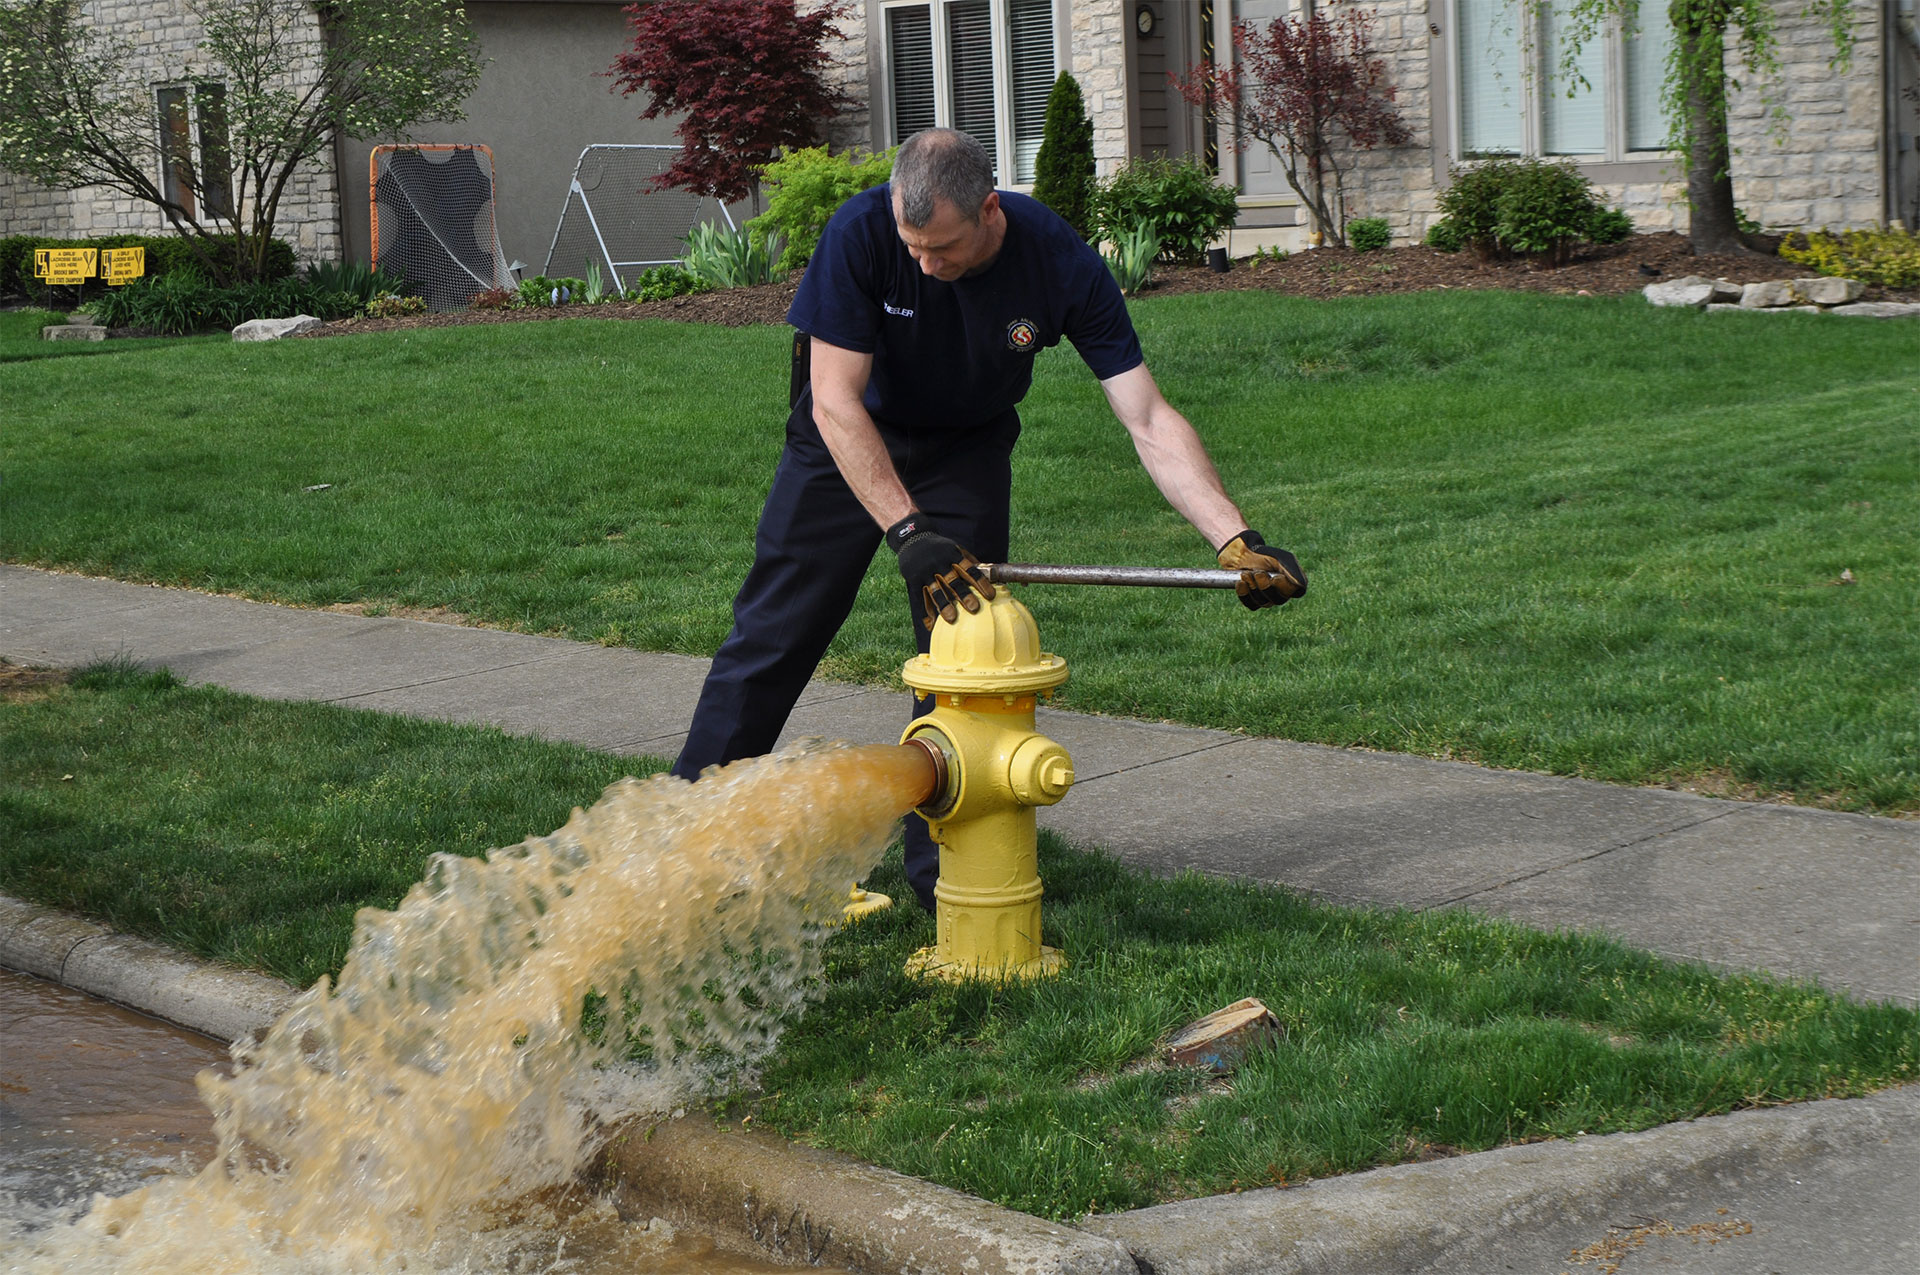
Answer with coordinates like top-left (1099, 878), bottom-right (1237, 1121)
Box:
top-left (0, 234), bottom-right (296, 300)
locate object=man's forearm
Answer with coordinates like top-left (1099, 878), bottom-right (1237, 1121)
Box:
top-left (1129, 403), bottom-right (1249, 549)
top-left (813, 395), bottom-right (916, 530)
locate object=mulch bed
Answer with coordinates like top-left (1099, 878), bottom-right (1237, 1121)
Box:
top-left (58, 231), bottom-right (1903, 341)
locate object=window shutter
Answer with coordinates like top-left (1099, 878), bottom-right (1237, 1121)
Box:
top-left (1623, 2), bottom-right (1672, 152)
top-left (1456, 0), bottom-right (1522, 157)
top-left (1542, 4), bottom-right (1604, 155)
top-left (1008, 0), bottom-right (1054, 184)
top-left (889, 5), bottom-right (937, 144)
top-left (947, 0), bottom-right (999, 178)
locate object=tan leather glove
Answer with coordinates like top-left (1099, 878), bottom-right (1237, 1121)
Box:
top-left (1216, 530), bottom-right (1306, 610)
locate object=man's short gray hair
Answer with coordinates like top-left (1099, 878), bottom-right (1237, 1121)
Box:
top-left (892, 129), bottom-right (994, 227)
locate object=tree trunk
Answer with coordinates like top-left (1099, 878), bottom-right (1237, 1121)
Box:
top-left (1677, 13), bottom-right (1754, 256)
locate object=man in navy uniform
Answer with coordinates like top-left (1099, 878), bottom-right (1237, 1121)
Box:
top-left (672, 128), bottom-right (1304, 911)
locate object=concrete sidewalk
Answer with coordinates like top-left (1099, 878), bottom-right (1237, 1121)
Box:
top-left (4, 563), bottom-right (1918, 1274)
top-left (5, 563), bottom-right (1914, 1007)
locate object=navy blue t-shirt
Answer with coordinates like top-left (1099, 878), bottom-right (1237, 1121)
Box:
top-left (787, 186), bottom-right (1143, 431)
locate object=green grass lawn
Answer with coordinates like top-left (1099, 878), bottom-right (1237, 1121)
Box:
top-left (2, 292), bottom-right (1915, 811)
top-left (3, 665), bottom-right (1914, 1221)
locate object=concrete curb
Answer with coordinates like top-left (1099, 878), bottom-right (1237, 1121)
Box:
top-left (602, 1116), bottom-right (1135, 1275)
top-left (1083, 1086), bottom-right (1920, 1275)
top-left (0, 894), bottom-right (297, 1043)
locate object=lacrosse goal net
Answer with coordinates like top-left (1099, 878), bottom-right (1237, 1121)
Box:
top-left (370, 144), bottom-right (513, 311)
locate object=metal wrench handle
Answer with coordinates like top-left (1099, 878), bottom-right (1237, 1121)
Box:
top-left (979, 563), bottom-right (1244, 590)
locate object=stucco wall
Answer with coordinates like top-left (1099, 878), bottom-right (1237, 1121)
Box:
top-left (0, 0), bottom-right (341, 263)
top-left (339, 2), bottom-right (685, 271)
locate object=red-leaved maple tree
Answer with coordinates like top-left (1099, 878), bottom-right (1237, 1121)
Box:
top-left (610, 0), bottom-right (852, 205)
top-left (1178, 8), bottom-right (1409, 248)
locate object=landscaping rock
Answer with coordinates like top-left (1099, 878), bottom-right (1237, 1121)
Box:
top-left (1826, 301), bottom-right (1920, 318)
top-left (1740, 280), bottom-right (1800, 308)
top-left (42, 324), bottom-right (106, 342)
top-left (1794, 276), bottom-right (1866, 305)
top-left (1708, 278), bottom-right (1744, 302)
top-left (1643, 276), bottom-right (1715, 308)
top-left (233, 314), bottom-right (324, 341)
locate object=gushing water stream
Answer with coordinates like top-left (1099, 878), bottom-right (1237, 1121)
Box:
top-left (2, 741), bottom-right (931, 1273)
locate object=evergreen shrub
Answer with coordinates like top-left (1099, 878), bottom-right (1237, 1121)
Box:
top-left (1780, 226), bottom-right (1920, 289)
top-left (1031, 72), bottom-right (1096, 240)
top-left (1347, 217), bottom-right (1391, 252)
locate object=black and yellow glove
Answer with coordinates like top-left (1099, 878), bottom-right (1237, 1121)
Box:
top-left (1216, 530), bottom-right (1306, 610)
top-left (887, 513), bottom-right (996, 628)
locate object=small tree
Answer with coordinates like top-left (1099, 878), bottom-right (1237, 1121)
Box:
top-left (1553, 1), bottom-right (1855, 256)
top-left (1031, 72), bottom-right (1096, 240)
top-left (1177, 8), bottom-right (1410, 248)
top-left (0, 0), bottom-right (483, 284)
top-left (609, 0), bottom-right (853, 206)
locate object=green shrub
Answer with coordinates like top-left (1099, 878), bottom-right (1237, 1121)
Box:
top-left (749, 146), bottom-right (893, 274)
top-left (1435, 160), bottom-right (1517, 257)
top-left (1424, 218), bottom-right (1466, 252)
top-left (517, 275), bottom-right (588, 307)
top-left (1780, 226), bottom-right (1920, 289)
top-left (1103, 222), bottom-right (1161, 295)
top-left (1092, 156), bottom-right (1238, 265)
top-left (627, 264), bottom-right (715, 303)
top-left (85, 271), bottom-right (353, 334)
top-left (1586, 207), bottom-right (1635, 245)
top-left (1438, 158), bottom-right (1616, 262)
top-left (365, 292), bottom-right (428, 319)
top-left (1348, 217), bottom-right (1392, 252)
top-left (303, 260), bottom-right (407, 307)
top-left (1031, 72), bottom-right (1097, 240)
top-left (1494, 160), bottom-right (1604, 260)
top-left (685, 222), bottom-right (784, 289)
top-left (1, 234), bottom-right (297, 304)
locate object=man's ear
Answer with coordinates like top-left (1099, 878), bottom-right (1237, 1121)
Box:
top-left (978, 191), bottom-right (1002, 223)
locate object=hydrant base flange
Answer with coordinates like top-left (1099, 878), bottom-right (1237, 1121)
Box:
top-left (905, 943), bottom-right (1066, 984)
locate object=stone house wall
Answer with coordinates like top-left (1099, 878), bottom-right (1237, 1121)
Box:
top-left (0, 0), bottom-right (342, 264)
top-left (1328, 0), bottom-right (1884, 245)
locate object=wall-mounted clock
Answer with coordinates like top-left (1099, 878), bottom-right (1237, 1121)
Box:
top-left (1135, 5), bottom-right (1156, 37)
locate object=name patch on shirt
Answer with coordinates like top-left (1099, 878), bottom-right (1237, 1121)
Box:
top-left (1006, 319), bottom-right (1038, 352)
top-left (884, 301), bottom-right (916, 318)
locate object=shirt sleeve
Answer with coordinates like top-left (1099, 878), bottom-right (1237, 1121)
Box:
top-left (785, 199), bottom-right (885, 354)
top-left (1063, 251), bottom-right (1145, 381)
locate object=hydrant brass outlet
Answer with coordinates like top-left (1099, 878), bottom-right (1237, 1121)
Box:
top-left (900, 588), bottom-right (1073, 982)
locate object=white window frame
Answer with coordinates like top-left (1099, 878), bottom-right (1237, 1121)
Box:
top-left (875, 0), bottom-right (1063, 188)
top-left (1447, 0), bottom-right (1674, 168)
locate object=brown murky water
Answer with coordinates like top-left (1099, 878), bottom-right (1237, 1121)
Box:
top-left (1, 741), bottom-right (924, 1272)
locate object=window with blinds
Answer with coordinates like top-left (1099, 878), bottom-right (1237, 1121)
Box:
top-left (1453, 1), bottom-right (1674, 164)
top-left (889, 6), bottom-right (937, 145)
top-left (882, 0), bottom-right (1058, 187)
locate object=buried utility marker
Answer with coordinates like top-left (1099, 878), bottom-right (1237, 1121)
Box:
top-left (1166, 997), bottom-right (1284, 1073)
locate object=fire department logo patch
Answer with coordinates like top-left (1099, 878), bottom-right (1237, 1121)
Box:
top-left (1005, 319), bottom-right (1038, 352)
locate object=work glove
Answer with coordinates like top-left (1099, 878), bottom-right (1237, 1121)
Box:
top-left (886, 513), bottom-right (996, 629)
top-left (1216, 530), bottom-right (1306, 610)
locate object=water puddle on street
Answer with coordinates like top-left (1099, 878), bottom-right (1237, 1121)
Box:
top-left (1, 741), bottom-right (925, 1273)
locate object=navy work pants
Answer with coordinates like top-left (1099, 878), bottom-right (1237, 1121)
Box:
top-left (671, 392), bottom-right (1019, 910)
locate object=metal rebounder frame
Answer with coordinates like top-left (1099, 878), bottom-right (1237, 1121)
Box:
top-left (369, 144), bottom-right (513, 311)
top-left (542, 145), bottom-right (738, 289)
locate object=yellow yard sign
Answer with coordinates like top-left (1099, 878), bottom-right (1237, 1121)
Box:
top-left (33, 248), bottom-right (98, 285)
top-left (100, 246), bottom-right (146, 284)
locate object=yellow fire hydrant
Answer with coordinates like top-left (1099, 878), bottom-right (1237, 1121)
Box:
top-left (897, 588), bottom-right (1073, 982)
